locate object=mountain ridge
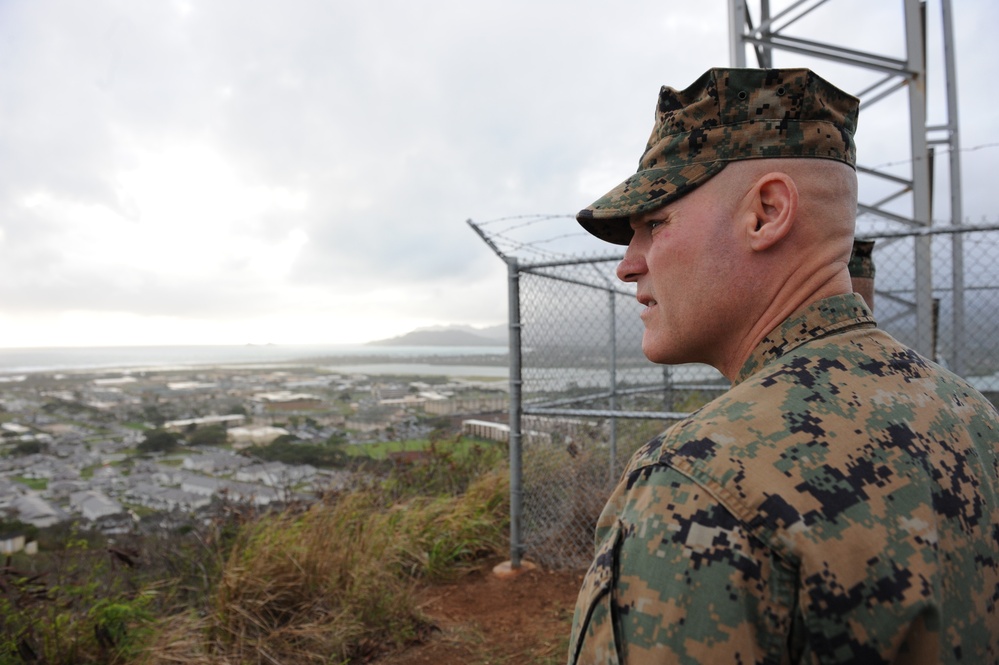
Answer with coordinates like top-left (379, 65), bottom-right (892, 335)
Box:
top-left (366, 324), bottom-right (507, 347)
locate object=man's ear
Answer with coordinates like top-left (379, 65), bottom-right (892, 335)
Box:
top-left (746, 173), bottom-right (797, 251)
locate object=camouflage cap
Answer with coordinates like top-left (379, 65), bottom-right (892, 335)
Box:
top-left (849, 239), bottom-right (876, 312)
top-left (577, 67), bottom-right (860, 245)
top-left (848, 239), bottom-right (875, 280)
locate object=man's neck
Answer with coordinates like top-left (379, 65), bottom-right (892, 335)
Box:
top-left (715, 268), bottom-right (854, 382)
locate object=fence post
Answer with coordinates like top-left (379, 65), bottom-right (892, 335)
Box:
top-left (903, 0), bottom-right (935, 359)
top-left (608, 289), bottom-right (618, 482)
top-left (506, 257), bottom-right (524, 568)
top-left (940, 0), bottom-right (965, 376)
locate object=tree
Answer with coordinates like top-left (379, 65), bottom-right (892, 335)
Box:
top-left (250, 438), bottom-right (347, 468)
top-left (270, 434), bottom-right (299, 447)
top-left (143, 405), bottom-right (166, 427)
top-left (0, 518), bottom-right (38, 542)
top-left (12, 440), bottom-right (45, 456)
top-left (188, 425), bottom-right (228, 447)
top-left (326, 431), bottom-right (348, 447)
top-left (137, 429), bottom-right (180, 454)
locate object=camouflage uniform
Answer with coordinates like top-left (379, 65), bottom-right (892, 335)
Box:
top-left (568, 67), bottom-right (999, 663)
top-left (567, 293), bottom-right (999, 664)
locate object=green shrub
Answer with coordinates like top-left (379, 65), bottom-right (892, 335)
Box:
top-left (4, 443), bottom-right (509, 664)
top-left (186, 425), bottom-right (228, 447)
top-left (381, 439), bottom-right (506, 500)
top-left (0, 534), bottom-right (156, 664)
top-left (137, 430), bottom-right (180, 454)
top-left (248, 437), bottom-right (349, 468)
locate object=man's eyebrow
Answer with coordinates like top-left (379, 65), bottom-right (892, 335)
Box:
top-left (631, 212), bottom-right (668, 228)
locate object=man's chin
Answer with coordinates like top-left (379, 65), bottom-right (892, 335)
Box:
top-left (642, 336), bottom-right (700, 367)
top-left (641, 339), bottom-right (674, 365)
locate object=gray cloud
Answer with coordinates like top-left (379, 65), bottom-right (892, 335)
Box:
top-left (0, 0), bottom-right (996, 346)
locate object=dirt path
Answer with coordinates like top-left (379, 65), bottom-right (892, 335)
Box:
top-left (377, 557), bottom-right (585, 665)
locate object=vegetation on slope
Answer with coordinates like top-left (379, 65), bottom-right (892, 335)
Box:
top-left (0, 441), bottom-right (508, 664)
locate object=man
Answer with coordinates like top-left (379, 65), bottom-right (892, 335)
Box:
top-left (567, 68), bottom-right (999, 664)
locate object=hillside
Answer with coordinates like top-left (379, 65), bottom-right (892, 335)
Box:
top-left (367, 325), bottom-right (506, 347)
top-left (377, 556), bottom-right (582, 665)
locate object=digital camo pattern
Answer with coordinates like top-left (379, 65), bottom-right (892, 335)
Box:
top-left (577, 68), bottom-right (860, 245)
top-left (849, 240), bottom-right (876, 311)
top-left (568, 294), bottom-right (999, 664)
top-left (849, 239), bottom-right (876, 280)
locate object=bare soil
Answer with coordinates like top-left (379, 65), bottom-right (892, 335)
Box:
top-left (376, 556), bottom-right (585, 665)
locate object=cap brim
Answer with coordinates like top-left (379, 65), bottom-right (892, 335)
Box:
top-left (576, 161), bottom-right (728, 245)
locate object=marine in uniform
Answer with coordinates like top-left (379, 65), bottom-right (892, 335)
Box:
top-left (567, 68), bottom-right (999, 664)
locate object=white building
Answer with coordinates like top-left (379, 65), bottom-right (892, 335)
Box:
top-left (221, 479), bottom-right (281, 506)
top-left (13, 494), bottom-right (64, 528)
top-left (163, 414), bottom-right (246, 432)
top-left (227, 425), bottom-right (289, 449)
top-left (235, 462), bottom-right (315, 487)
top-left (462, 419), bottom-right (510, 442)
top-left (182, 449), bottom-right (248, 474)
top-left (124, 483), bottom-right (211, 512)
top-left (0, 534), bottom-right (26, 555)
top-left (179, 473), bottom-right (281, 507)
top-left (180, 474), bottom-right (221, 497)
top-left (69, 490), bottom-right (124, 521)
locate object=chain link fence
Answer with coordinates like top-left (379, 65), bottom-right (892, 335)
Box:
top-left (515, 256), bottom-right (729, 568)
top-left (862, 223), bottom-right (999, 378)
top-left (470, 215), bottom-right (999, 570)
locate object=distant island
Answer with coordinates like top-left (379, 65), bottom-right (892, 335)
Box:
top-left (367, 324), bottom-right (507, 347)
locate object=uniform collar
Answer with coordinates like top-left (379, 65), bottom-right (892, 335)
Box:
top-left (735, 293), bottom-right (876, 385)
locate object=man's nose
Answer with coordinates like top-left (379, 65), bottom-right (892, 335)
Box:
top-left (616, 242), bottom-right (646, 283)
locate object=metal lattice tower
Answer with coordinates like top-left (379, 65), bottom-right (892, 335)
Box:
top-left (728, 0), bottom-right (964, 370)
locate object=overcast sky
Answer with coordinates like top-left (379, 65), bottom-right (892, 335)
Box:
top-left (1, 0), bottom-right (996, 348)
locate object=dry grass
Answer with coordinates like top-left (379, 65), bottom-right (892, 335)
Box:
top-left (137, 470), bottom-right (509, 664)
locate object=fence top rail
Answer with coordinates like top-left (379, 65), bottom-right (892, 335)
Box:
top-left (524, 382), bottom-right (730, 410)
top-left (518, 254), bottom-right (624, 270)
top-left (859, 223), bottom-right (999, 240)
top-left (523, 406), bottom-right (694, 420)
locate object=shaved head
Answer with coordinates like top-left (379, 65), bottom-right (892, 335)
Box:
top-left (720, 158), bottom-right (857, 265)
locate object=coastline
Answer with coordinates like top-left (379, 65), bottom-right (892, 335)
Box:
top-left (0, 344), bottom-right (510, 377)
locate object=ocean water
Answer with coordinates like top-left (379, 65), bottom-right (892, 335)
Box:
top-left (0, 344), bottom-right (509, 376)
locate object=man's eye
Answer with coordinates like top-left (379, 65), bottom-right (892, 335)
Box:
top-left (648, 219), bottom-right (666, 231)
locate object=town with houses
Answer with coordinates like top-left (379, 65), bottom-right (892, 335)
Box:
top-left (0, 360), bottom-right (511, 554)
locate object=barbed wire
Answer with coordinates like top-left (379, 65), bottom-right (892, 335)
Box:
top-left (474, 213), bottom-right (575, 228)
top-left (470, 145), bottom-right (999, 260)
top-left (480, 212), bottom-right (999, 257)
top-left (866, 141), bottom-right (999, 170)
